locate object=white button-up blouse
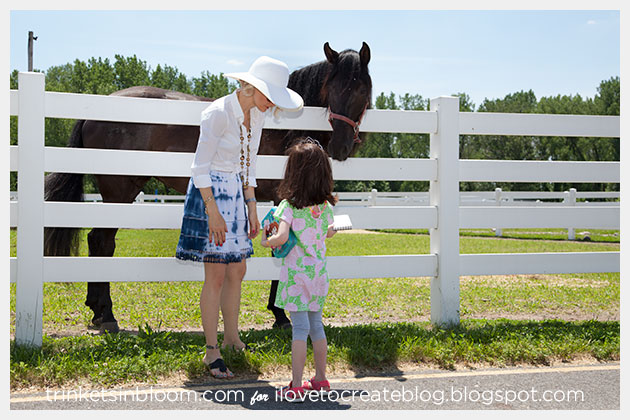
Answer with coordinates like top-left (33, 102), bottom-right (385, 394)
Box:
top-left (191, 91), bottom-right (267, 189)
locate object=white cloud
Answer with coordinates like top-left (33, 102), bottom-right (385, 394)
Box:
top-left (587, 20), bottom-right (597, 25)
top-left (227, 59), bottom-right (245, 66)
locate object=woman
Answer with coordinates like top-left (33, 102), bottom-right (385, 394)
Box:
top-left (175, 56), bottom-right (303, 378)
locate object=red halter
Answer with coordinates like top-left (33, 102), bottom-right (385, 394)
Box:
top-left (327, 102), bottom-right (369, 144)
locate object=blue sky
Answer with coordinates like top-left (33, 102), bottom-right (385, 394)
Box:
top-left (8, 9), bottom-right (620, 108)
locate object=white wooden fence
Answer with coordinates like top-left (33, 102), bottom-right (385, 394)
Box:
top-left (9, 72), bottom-right (620, 347)
top-left (12, 188), bottom-right (616, 240)
top-left (11, 189), bottom-right (619, 206)
top-left (334, 188), bottom-right (619, 238)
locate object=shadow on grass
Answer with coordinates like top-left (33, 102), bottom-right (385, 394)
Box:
top-left (10, 319), bottom-right (620, 390)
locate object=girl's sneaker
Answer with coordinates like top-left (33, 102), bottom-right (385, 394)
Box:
top-left (303, 377), bottom-right (331, 393)
top-left (276, 382), bottom-right (308, 403)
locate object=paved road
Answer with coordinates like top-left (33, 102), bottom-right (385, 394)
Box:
top-left (10, 363), bottom-right (620, 410)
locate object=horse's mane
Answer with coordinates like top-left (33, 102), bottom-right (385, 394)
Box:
top-left (288, 48), bottom-right (372, 108)
top-left (287, 60), bottom-right (331, 107)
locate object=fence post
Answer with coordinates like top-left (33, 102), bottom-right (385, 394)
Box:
top-left (429, 96), bottom-right (460, 327)
top-left (370, 189), bottom-right (378, 206)
top-left (15, 72), bottom-right (46, 347)
top-left (565, 188), bottom-right (577, 240)
top-left (494, 187), bottom-right (502, 237)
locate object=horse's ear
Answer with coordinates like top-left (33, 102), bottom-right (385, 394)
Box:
top-left (360, 42), bottom-right (371, 67)
top-left (324, 42), bottom-right (339, 64)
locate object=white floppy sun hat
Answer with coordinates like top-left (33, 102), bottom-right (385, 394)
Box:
top-left (225, 56), bottom-right (304, 111)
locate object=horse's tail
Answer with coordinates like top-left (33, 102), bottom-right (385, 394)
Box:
top-left (44, 120), bottom-right (86, 256)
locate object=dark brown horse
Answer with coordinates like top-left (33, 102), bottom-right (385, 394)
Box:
top-left (44, 42), bottom-right (372, 333)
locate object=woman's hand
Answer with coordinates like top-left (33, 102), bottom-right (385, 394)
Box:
top-left (248, 207), bottom-right (260, 239)
top-left (244, 187), bottom-right (259, 240)
top-left (206, 202), bottom-right (228, 246)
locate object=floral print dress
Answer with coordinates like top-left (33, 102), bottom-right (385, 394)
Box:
top-left (273, 199), bottom-right (334, 312)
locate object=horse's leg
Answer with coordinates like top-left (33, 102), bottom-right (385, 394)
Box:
top-left (254, 177), bottom-right (293, 329)
top-left (86, 227), bottom-right (119, 333)
top-left (86, 174), bottom-right (150, 334)
top-left (267, 280), bottom-right (291, 329)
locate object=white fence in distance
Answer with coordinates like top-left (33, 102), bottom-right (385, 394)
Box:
top-left (9, 72), bottom-right (620, 347)
top-left (10, 188), bottom-right (618, 240)
top-left (10, 188), bottom-right (620, 206)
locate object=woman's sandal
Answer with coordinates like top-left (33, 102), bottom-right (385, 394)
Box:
top-left (204, 345), bottom-right (234, 379)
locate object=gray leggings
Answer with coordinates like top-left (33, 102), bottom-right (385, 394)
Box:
top-left (289, 310), bottom-right (326, 342)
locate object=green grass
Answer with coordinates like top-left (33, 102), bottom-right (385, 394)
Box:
top-left (10, 319), bottom-right (619, 389)
top-left (9, 228), bottom-right (620, 389)
top-left (9, 229), bottom-right (620, 332)
top-left (379, 228), bottom-right (620, 243)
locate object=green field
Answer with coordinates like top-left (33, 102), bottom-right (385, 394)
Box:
top-left (9, 228), bottom-right (620, 390)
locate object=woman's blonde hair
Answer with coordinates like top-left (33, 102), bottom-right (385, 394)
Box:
top-left (238, 80), bottom-right (282, 116)
top-left (237, 80), bottom-right (255, 97)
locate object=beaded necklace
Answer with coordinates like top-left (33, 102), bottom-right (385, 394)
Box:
top-left (311, 201), bottom-right (327, 218)
top-left (239, 125), bottom-right (251, 187)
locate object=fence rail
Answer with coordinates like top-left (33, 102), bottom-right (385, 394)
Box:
top-left (9, 73), bottom-right (620, 347)
top-left (11, 189), bottom-right (620, 204)
top-left (9, 251), bottom-right (618, 284)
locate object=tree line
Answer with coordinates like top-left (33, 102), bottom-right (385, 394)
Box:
top-left (10, 55), bottom-right (619, 195)
top-left (342, 79), bottom-right (619, 195)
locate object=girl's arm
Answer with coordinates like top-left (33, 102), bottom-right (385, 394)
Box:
top-left (261, 220), bottom-right (291, 248)
top-left (326, 225), bottom-right (337, 238)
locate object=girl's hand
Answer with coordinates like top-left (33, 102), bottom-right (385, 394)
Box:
top-left (327, 225), bottom-right (337, 238)
top-left (260, 237), bottom-right (270, 248)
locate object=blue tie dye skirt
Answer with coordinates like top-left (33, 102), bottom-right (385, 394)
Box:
top-left (175, 171), bottom-right (254, 264)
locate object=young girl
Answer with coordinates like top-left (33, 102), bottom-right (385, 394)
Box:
top-left (261, 137), bottom-right (337, 401)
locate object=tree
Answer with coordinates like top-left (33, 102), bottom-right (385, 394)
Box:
top-left (150, 64), bottom-right (191, 93)
top-left (192, 71), bottom-right (236, 99)
top-left (595, 76), bottom-right (620, 116)
top-left (354, 92), bottom-right (396, 159)
top-left (462, 90), bottom-right (539, 191)
top-left (476, 90), bottom-right (538, 166)
top-left (113, 54), bottom-right (150, 89)
top-left (10, 59), bottom-right (618, 195)
top-left (9, 54), bottom-right (240, 195)
top-left (338, 92), bottom-right (433, 192)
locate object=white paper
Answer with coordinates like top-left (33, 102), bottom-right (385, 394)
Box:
top-left (333, 214), bottom-right (353, 231)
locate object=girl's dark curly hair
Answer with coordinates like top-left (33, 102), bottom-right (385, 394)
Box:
top-left (276, 137), bottom-right (338, 209)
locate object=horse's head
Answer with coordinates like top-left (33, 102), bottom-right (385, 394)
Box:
top-left (321, 42), bottom-right (372, 161)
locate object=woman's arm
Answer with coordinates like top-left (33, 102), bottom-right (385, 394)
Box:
top-left (191, 108), bottom-right (226, 188)
top-left (243, 186), bottom-right (260, 239)
top-left (261, 220), bottom-right (291, 248)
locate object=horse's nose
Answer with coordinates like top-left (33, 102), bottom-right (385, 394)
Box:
top-left (334, 152), bottom-right (349, 162)
top-left (328, 141), bottom-right (351, 161)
